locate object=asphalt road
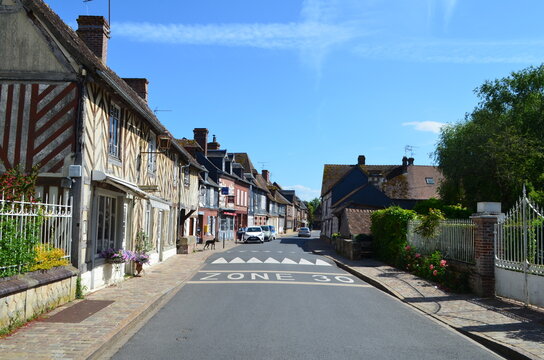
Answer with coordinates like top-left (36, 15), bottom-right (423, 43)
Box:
top-left (112, 234), bottom-right (502, 360)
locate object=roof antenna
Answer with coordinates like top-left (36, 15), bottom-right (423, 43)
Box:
top-left (257, 162), bottom-right (269, 170)
top-left (404, 145), bottom-right (417, 157)
top-left (82, 0), bottom-right (111, 28)
top-left (153, 107), bottom-right (172, 114)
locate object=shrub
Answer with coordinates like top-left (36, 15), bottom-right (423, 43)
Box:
top-left (371, 206), bottom-right (416, 265)
top-left (413, 198), bottom-right (472, 219)
top-left (415, 208), bottom-right (445, 238)
top-left (0, 216), bottom-right (42, 277)
top-left (30, 245), bottom-right (69, 271)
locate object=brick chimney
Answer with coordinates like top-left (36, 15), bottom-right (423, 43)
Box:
top-left (76, 16), bottom-right (110, 64)
top-left (402, 156), bottom-right (408, 166)
top-left (358, 155), bottom-right (366, 165)
top-left (262, 170), bottom-right (270, 183)
top-left (123, 78), bottom-right (148, 103)
top-left (408, 157), bottom-right (415, 166)
top-left (208, 135), bottom-right (220, 151)
top-left (193, 128), bottom-right (208, 156)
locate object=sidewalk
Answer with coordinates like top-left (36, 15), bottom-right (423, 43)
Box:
top-left (0, 241), bottom-right (239, 360)
top-left (306, 237), bottom-right (544, 360)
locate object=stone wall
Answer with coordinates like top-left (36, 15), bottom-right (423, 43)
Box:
top-left (334, 238), bottom-right (361, 261)
top-left (0, 266), bottom-right (78, 330)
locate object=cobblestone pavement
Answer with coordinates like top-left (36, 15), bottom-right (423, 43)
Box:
top-left (0, 241), bottom-right (239, 360)
top-left (307, 238), bottom-right (544, 360)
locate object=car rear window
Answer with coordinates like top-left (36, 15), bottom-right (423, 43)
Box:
top-left (300, 227), bottom-right (309, 231)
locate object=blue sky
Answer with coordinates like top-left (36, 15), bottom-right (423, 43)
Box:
top-left (47, 0), bottom-right (544, 200)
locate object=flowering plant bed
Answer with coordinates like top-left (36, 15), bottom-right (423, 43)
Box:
top-left (100, 249), bottom-right (131, 264)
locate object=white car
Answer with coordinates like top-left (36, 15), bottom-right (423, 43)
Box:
top-left (243, 227), bottom-right (265, 243)
top-left (298, 227), bottom-right (311, 237)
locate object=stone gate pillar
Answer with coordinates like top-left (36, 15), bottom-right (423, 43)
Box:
top-left (470, 202), bottom-right (502, 297)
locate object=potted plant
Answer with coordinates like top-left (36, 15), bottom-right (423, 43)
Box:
top-left (132, 252), bottom-right (150, 276)
top-left (100, 248), bottom-right (130, 264)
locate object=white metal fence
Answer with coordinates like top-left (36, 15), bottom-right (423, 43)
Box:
top-left (407, 218), bottom-right (475, 263)
top-left (0, 194), bottom-right (72, 277)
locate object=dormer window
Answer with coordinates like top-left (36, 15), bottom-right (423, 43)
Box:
top-left (425, 177), bottom-right (435, 184)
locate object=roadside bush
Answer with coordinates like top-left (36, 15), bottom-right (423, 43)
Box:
top-left (30, 245), bottom-right (69, 272)
top-left (0, 216), bottom-right (42, 277)
top-left (371, 206), bottom-right (416, 265)
top-left (413, 198), bottom-right (472, 219)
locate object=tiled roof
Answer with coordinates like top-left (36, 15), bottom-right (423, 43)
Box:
top-left (177, 138), bottom-right (202, 149)
top-left (404, 166), bottom-right (443, 200)
top-left (344, 208), bottom-right (374, 235)
top-left (253, 174), bottom-right (271, 192)
top-left (321, 164), bottom-right (353, 196)
top-left (24, 0), bottom-right (202, 169)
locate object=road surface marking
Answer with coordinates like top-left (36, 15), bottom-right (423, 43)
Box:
top-left (188, 281), bottom-right (371, 288)
top-left (198, 270), bottom-right (352, 276)
top-left (299, 259), bottom-right (314, 265)
top-left (230, 257), bottom-right (245, 263)
top-left (315, 259), bottom-right (332, 266)
top-left (247, 257), bottom-right (263, 263)
top-left (211, 258), bottom-right (228, 264)
top-left (264, 257), bottom-right (280, 264)
top-left (281, 258), bottom-right (298, 264)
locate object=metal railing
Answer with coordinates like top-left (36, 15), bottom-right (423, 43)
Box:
top-left (407, 218), bottom-right (475, 263)
top-left (495, 189), bottom-right (544, 276)
top-left (0, 194), bottom-right (72, 277)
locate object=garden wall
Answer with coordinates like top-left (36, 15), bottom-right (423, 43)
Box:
top-left (0, 266), bottom-right (78, 330)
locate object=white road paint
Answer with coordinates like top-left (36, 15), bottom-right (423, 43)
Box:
top-left (247, 257), bottom-right (263, 263)
top-left (264, 257), bottom-right (280, 264)
top-left (188, 280), bottom-right (370, 288)
top-left (230, 257), bottom-right (245, 264)
top-left (298, 259), bottom-right (314, 265)
top-left (281, 258), bottom-right (298, 264)
top-left (315, 259), bottom-right (332, 266)
top-left (211, 258), bottom-right (228, 264)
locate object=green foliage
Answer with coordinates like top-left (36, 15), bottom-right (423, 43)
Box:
top-left (0, 216), bottom-right (42, 278)
top-left (434, 65), bottom-right (544, 210)
top-left (135, 229), bottom-right (152, 253)
top-left (0, 165), bottom-right (39, 201)
top-left (415, 208), bottom-right (445, 238)
top-left (370, 206), bottom-right (416, 264)
top-left (413, 198), bottom-right (472, 219)
top-left (305, 198), bottom-right (320, 227)
top-left (75, 276), bottom-right (87, 299)
top-left (331, 232), bottom-right (341, 240)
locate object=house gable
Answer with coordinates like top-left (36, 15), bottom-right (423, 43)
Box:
top-left (0, 7), bottom-right (76, 78)
top-left (331, 166), bottom-right (369, 205)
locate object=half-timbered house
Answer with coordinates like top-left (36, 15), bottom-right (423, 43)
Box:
top-left (0, 0), bottom-right (202, 291)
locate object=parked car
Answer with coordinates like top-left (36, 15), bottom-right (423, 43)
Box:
top-left (298, 227), bottom-right (311, 237)
top-left (244, 227), bottom-right (265, 243)
top-left (260, 225), bottom-right (274, 241)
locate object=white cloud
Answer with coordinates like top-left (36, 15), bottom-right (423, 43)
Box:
top-left (283, 185), bottom-right (321, 201)
top-left (402, 121), bottom-right (445, 134)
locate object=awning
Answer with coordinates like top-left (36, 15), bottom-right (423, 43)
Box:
top-left (92, 170), bottom-right (148, 198)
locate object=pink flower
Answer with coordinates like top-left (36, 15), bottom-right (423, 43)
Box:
top-left (429, 264), bottom-right (434, 270)
top-left (440, 260), bottom-right (447, 267)
top-left (433, 270), bottom-right (438, 276)
top-left (415, 253), bottom-right (421, 258)
top-left (405, 245), bottom-right (411, 251)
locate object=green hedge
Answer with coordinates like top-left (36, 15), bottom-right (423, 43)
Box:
top-left (412, 198), bottom-right (472, 219)
top-left (370, 206), bottom-right (416, 264)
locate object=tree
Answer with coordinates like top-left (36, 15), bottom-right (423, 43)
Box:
top-left (435, 65), bottom-right (544, 210)
top-left (304, 198), bottom-right (321, 228)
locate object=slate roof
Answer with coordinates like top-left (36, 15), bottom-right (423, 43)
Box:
top-left (23, 0), bottom-right (203, 170)
top-left (321, 165), bottom-right (353, 196)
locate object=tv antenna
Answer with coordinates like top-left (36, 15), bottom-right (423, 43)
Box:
top-left (404, 145), bottom-right (418, 157)
top-left (257, 162), bottom-right (269, 170)
top-left (153, 107), bottom-right (172, 114)
top-left (83, 0), bottom-right (111, 27)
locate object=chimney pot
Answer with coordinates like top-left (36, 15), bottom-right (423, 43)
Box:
top-left (193, 128), bottom-right (209, 156)
top-left (123, 78), bottom-right (149, 103)
top-left (402, 156), bottom-right (408, 166)
top-left (358, 155), bottom-right (366, 165)
top-left (76, 16), bottom-right (110, 63)
top-left (262, 170), bottom-right (270, 183)
top-left (208, 135), bottom-right (220, 151)
top-left (408, 157), bottom-right (414, 166)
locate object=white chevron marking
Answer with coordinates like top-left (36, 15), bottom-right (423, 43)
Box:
top-left (315, 259), bottom-right (332, 266)
top-left (212, 257), bottom-right (228, 264)
top-left (299, 259), bottom-right (314, 265)
top-left (281, 258), bottom-right (297, 264)
top-left (264, 257), bottom-right (280, 264)
top-left (230, 257), bottom-right (245, 264)
top-left (247, 257), bottom-right (263, 263)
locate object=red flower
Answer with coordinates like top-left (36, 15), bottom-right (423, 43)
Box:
top-left (433, 270), bottom-right (438, 276)
top-left (440, 260), bottom-right (447, 267)
top-left (405, 245), bottom-right (411, 251)
top-left (429, 264), bottom-right (434, 270)
top-left (415, 253), bottom-right (421, 258)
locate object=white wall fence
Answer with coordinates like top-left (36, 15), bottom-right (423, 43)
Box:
top-left (407, 219), bottom-right (475, 264)
top-left (0, 194), bottom-right (72, 277)
top-left (495, 190), bottom-right (544, 307)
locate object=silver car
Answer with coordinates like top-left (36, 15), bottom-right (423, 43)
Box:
top-left (260, 225), bottom-right (275, 241)
top-left (297, 227), bottom-right (311, 237)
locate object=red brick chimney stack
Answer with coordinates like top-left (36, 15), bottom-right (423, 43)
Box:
top-left (262, 170), bottom-right (270, 183)
top-left (358, 155), bottom-right (366, 165)
top-left (123, 78), bottom-right (149, 103)
top-left (76, 16), bottom-right (110, 64)
top-left (208, 135), bottom-right (220, 151)
top-left (193, 128), bottom-right (209, 156)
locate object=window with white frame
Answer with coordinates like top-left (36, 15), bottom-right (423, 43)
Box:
top-left (184, 166), bottom-right (190, 186)
top-left (95, 194), bottom-right (118, 255)
top-left (108, 104), bottom-right (121, 158)
top-left (148, 132), bottom-right (157, 175)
